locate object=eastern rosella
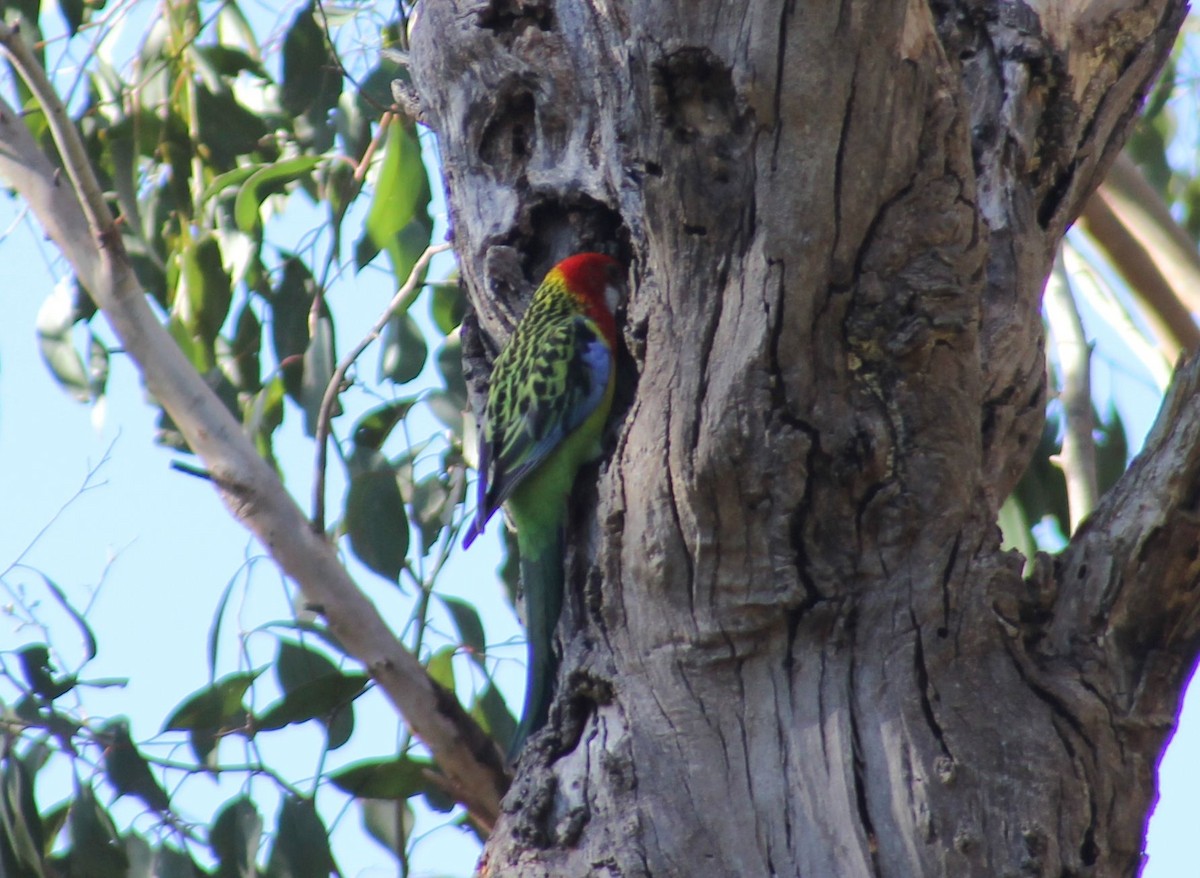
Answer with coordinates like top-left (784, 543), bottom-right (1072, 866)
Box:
top-left (463, 252), bottom-right (623, 758)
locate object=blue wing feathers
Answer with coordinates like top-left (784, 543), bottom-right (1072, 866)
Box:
top-left (462, 427), bottom-right (492, 548)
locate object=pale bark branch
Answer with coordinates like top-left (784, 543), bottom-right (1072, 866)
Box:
top-left (1044, 255), bottom-right (1098, 533)
top-left (0, 24), bottom-right (507, 826)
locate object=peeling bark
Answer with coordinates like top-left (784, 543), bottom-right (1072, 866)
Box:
top-left (411, 1), bottom-right (1190, 875)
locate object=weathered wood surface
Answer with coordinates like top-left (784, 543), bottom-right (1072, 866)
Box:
top-left (412, 2), bottom-right (1192, 874)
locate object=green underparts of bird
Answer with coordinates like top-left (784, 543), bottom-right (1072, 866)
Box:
top-left (462, 252), bottom-right (623, 761)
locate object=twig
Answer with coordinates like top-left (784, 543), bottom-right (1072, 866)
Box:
top-left (170, 460), bottom-right (214, 481)
top-left (1, 438), bottom-right (113, 582)
top-left (1045, 252), bottom-right (1098, 533)
top-left (310, 241), bottom-right (451, 532)
top-left (355, 109), bottom-right (394, 183)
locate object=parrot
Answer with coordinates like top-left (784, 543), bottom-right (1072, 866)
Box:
top-left (462, 252), bottom-right (624, 759)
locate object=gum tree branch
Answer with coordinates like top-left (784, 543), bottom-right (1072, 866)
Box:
top-left (1044, 255), bottom-right (1099, 533)
top-left (0, 22), bottom-right (507, 827)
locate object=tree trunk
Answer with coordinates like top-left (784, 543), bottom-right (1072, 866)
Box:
top-left (411, 2), bottom-right (1193, 875)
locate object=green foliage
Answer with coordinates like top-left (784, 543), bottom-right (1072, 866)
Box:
top-left (162, 670), bottom-right (260, 766)
top-left (265, 796), bottom-right (336, 878)
top-left (210, 797), bottom-right (262, 878)
top-left (1, 1), bottom-right (511, 874)
top-left (99, 719), bottom-right (171, 813)
top-left (344, 450), bottom-right (411, 583)
top-left (1125, 51), bottom-right (1200, 240)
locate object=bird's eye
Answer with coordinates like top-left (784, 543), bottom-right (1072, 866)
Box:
top-left (604, 282), bottom-right (622, 314)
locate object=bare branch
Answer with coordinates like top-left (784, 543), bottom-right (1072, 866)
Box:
top-left (1044, 254), bottom-right (1098, 533)
top-left (1079, 153), bottom-right (1200, 359)
top-left (311, 240), bottom-right (451, 531)
top-left (0, 24), bottom-right (507, 825)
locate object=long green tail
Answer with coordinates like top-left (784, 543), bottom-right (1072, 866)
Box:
top-left (508, 523), bottom-right (565, 761)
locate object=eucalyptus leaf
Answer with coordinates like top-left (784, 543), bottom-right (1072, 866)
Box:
top-left (210, 797), bottom-right (261, 878)
top-left (265, 797), bottom-right (335, 878)
top-left (344, 469), bottom-right (409, 582)
top-left (379, 312), bottom-right (427, 386)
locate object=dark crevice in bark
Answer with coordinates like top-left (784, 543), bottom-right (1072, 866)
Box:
top-left (1001, 638), bottom-right (1087, 742)
top-left (1058, 715), bottom-right (1101, 869)
top-left (938, 533), bottom-right (961, 638)
top-left (565, 664), bottom-right (614, 746)
top-left (784, 434), bottom-right (822, 613)
top-left (847, 609), bottom-right (883, 878)
top-left (911, 609), bottom-right (953, 761)
top-left (784, 603), bottom-right (802, 678)
top-left (688, 254), bottom-right (730, 458)
top-left (661, 398), bottom-right (696, 618)
top-left (1037, 159), bottom-right (1078, 230)
top-left (480, 82), bottom-right (537, 179)
top-left (773, 676), bottom-right (796, 858)
top-left (1076, 674), bottom-right (1123, 761)
top-left (674, 660), bottom-right (726, 755)
top-left (477, 0), bottom-right (556, 37)
top-left (854, 479), bottom-right (892, 568)
top-left (771, 322), bottom-right (824, 622)
top-left (651, 48), bottom-right (746, 144)
top-left (517, 197), bottom-right (627, 281)
top-left (831, 68), bottom-right (858, 279)
top-left (769, 0), bottom-right (796, 169)
top-left (817, 648), bottom-right (830, 767)
top-left (1001, 637), bottom-right (1102, 870)
top-left (848, 172), bottom-right (920, 287)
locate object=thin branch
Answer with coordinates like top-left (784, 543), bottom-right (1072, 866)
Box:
top-left (1044, 253), bottom-right (1098, 533)
top-left (310, 240), bottom-right (450, 531)
top-left (1, 439), bottom-right (113, 582)
top-left (355, 109), bottom-right (394, 183)
top-left (0, 25), bottom-right (507, 825)
top-left (135, 751), bottom-right (309, 800)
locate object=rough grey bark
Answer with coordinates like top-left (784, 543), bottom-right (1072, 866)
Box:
top-left (412, 1), bottom-right (1191, 875)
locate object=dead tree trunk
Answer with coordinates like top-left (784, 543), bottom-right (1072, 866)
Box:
top-left (412, 2), bottom-right (1194, 875)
